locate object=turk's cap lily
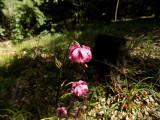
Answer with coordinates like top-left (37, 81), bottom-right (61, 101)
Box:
top-left (69, 44), bottom-right (92, 64)
top-left (71, 80), bottom-right (88, 97)
top-left (57, 106), bottom-right (67, 118)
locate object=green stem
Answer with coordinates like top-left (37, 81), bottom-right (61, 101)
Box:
top-left (55, 40), bottom-right (74, 108)
top-left (86, 90), bottom-right (96, 119)
top-left (115, 0), bottom-right (120, 21)
top-left (55, 40), bottom-right (79, 113)
top-left (56, 67), bottom-right (63, 108)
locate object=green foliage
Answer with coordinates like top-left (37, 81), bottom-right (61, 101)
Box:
top-left (90, 86), bottom-right (106, 100)
top-left (1, 0), bottom-right (45, 39)
top-left (0, 76), bottom-right (17, 90)
top-left (0, 26), bottom-right (5, 36)
top-left (0, 108), bottom-right (31, 120)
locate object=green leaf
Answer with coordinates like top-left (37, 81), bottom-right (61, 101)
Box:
top-left (41, 116), bottom-right (57, 120)
top-left (59, 92), bottom-right (71, 100)
top-left (65, 82), bottom-right (75, 87)
top-left (55, 56), bottom-right (62, 68)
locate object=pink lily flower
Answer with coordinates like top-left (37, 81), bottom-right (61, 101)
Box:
top-left (69, 44), bottom-right (92, 64)
top-left (57, 107), bottom-right (67, 118)
top-left (71, 80), bottom-right (88, 96)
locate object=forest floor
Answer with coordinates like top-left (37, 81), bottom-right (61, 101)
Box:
top-left (0, 18), bottom-right (160, 120)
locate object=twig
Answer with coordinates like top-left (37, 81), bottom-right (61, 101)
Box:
top-left (55, 67), bottom-right (62, 108)
top-left (12, 76), bottom-right (22, 100)
top-left (66, 96), bottom-right (77, 113)
top-left (115, 0), bottom-right (120, 21)
top-left (93, 58), bottom-right (139, 83)
top-left (149, 90), bottom-right (160, 104)
top-left (12, 70), bottom-right (27, 100)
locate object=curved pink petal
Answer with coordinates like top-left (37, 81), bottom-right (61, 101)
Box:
top-left (83, 48), bottom-right (92, 62)
top-left (82, 45), bottom-right (91, 50)
top-left (74, 85), bottom-right (84, 96)
top-left (72, 83), bottom-right (77, 88)
top-left (74, 51), bottom-right (85, 64)
top-left (82, 84), bottom-right (88, 93)
top-left (71, 48), bottom-right (89, 64)
top-left (69, 44), bottom-right (80, 54)
top-left (77, 80), bottom-right (87, 85)
top-left (79, 48), bottom-right (89, 63)
top-left (80, 48), bottom-right (92, 62)
top-left (71, 48), bottom-right (82, 63)
top-left (69, 48), bottom-right (79, 62)
top-left (69, 44), bottom-right (80, 61)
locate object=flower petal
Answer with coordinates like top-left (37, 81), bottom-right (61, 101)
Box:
top-left (57, 107), bottom-right (67, 118)
top-left (82, 45), bottom-right (91, 50)
top-left (71, 48), bottom-right (81, 63)
top-left (77, 80), bottom-right (87, 85)
top-left (69, 44), bottom-right (80, 61)
top-left (69, 44), bottom-right (80, 54)
top-left (74, 85), bottom-right (84, 96)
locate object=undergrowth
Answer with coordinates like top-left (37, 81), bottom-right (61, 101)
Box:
top-left (0, 18), bottom-right (160, 119)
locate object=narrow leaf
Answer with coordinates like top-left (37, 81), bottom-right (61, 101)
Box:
top-left (55, 56), bottom-right (62, 68)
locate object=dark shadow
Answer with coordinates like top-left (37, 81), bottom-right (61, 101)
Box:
top-left (0, 52), bottom-right (66, 119)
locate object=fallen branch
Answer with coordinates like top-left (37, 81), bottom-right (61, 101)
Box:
top-left (12, 76), bottom-right (22, 100)
top-left (11, 70), bottom-right (27, 100)
top-left (92, 58), bottom-right (139, 83)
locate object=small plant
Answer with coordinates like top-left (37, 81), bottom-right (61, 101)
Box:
top-left (57, 107), bottom-right (67, 119)
top-left (47, 41), bottom-right (92, 119)
top-left (0, 108), bottom-right (31, 120)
